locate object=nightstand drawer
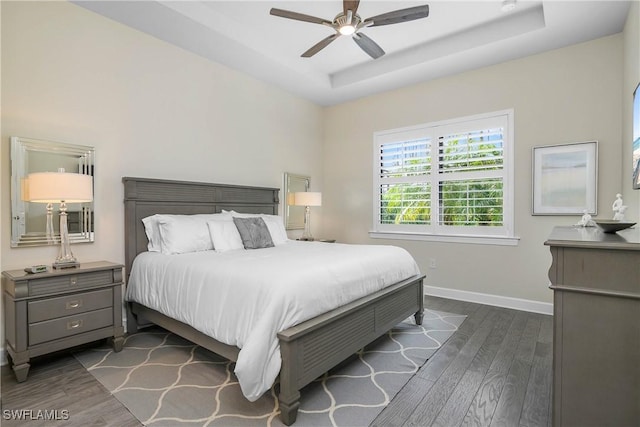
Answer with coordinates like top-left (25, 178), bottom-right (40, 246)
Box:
top-left (28, 307), bottom-right (113, 346)
top-left (29, 270), bottom-right (114, 296)
top-left (28, 288), bottom-right (113, 323)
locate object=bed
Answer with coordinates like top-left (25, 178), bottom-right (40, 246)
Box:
top-left (123, 176), bottom-right (425, 425)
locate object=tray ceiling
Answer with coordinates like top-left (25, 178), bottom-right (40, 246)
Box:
top-left (74, 1), bottom-right (631, 106)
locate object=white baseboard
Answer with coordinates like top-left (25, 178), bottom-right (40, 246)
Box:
top-left (425, 285), bottom-right (553, 315)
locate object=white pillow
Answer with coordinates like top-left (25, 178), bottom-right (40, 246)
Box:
top-left (156, 216), bottom-right (214, 255)
top-left (261, 215), bottom-right (288, 245)
top-left (207, 217), bottom-right (244, 252)
top-left (142, 213), bottom-right (228, 255)
top-left (229, 212), bottom-right (288, 245)
top-left (142, 214), bottom-right (162, 252)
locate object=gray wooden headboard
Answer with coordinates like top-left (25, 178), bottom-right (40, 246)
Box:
top-left (123, 177), bottom-right (279, 280)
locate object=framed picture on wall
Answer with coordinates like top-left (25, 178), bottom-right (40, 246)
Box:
top-left (532, 141), bottom-right (598, 215)
top-left (633, 82), bottom-right (640, 189)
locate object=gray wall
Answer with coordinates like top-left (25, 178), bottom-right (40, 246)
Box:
top-left (1, 1), bottom-right (325, 269)
top-left (322, 34), bottom-right (624, 306)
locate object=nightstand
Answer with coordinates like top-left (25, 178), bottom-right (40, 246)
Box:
top-left (2, 261), bottom-right (124, 382)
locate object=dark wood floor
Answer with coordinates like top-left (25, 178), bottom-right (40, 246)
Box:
top-left (0, 348), bottom-right (141, 427)
top-left (1, 297), bottom-right (552, 426)
top-left (373, 297), bottom-right (552, 427)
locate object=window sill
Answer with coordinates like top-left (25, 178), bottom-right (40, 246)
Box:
top-left (368, 231), bottom-right (520, 246)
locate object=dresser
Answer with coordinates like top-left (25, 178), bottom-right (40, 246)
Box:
top-left (545, 227), bottom-right (640, 427)
top-left (2, 261), bottom-right (124, 382)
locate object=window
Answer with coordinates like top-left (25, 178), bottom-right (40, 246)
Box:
top-left (371, 110), bottom-right (516, 245)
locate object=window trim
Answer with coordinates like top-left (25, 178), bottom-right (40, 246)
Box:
top-left (368, 230), bottom-right (520, 246)
top-left (371, 109), bottom-right (516, 244)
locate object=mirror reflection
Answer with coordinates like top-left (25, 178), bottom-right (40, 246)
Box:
top-left (11, 136), bottom-right (95, 247)
top-left (283, 173), bottom-right (310, 230)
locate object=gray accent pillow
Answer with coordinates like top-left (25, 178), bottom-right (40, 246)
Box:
top-left (233, 217), bottom-right (275, 249)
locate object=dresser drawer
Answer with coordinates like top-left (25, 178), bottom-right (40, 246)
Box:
top-left (28, 288), bottom-right (113, 323)
top-left (28, 270), bottom-right (115, 296)
top-left (28, 307), bottom-right (113, 346)
top-left (559, 248), bottom-right (640, 294)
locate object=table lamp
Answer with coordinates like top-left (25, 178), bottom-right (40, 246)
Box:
top-left (21, 176), bottom-right (56, 243)
top-left (26, 168), bottom-right (93, 269)
top-left (292, 191), bottom-right (321, 241)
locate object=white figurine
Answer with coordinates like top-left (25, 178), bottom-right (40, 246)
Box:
top-left (613, 205), bottom-right (628, 221)
top-left (612, 193), bottom-right (624, 219)
top-left (575, 210), bottom-right (595, 227)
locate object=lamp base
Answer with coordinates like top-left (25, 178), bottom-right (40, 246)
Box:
top-left (53, 260), bottom-right (80, 269)
top-left (301, 205), bottom-right (314, 241)
top-left (54, 204), bottom-right (79, 270)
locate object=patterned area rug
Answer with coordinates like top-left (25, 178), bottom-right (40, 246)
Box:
top-left (74, 309), bottom-right (465, 427)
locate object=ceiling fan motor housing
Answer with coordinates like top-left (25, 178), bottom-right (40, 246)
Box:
top-left (334, 12), bottom-right (362, 32)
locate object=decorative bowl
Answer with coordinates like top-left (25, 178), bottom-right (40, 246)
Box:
top-left (594, 220), bottom-right (636, 233)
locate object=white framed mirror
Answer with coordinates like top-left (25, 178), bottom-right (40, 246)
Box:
top-left (283, 173), bottom-right (310, 230)
top-left (11, 136), bottom-right (95, 247)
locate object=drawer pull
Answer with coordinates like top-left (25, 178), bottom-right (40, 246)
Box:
top-left (70, 276), bottom-right (78, 286)
top-left (66, 300), bottom-right (83, 310)
top-left (67, 319), bottom-right (83, 330)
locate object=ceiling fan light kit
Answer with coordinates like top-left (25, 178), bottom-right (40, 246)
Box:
top-left (270, 0), bottom-right (429, 59)
top-left (339, 25), bottom-right (356, 36)
top-left (335, 11), bottom-right (361, 35)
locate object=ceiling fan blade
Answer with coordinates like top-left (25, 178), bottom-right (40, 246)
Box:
top-left (343, 0), bottom-right (360, 17)
top-left (270, 8), bottom-right (331, 26)
top-left (353, 33), bottom-right (385, 59)
top-left (302, 33), bottom-right (340, 57)
top-left (365, 5), bottom-right (429, 27)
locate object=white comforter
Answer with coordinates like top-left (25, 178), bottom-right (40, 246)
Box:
top-left (125, 241), bottom-right (420, 401)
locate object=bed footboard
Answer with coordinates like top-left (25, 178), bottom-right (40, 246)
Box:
top-left (277, 274), bottom-right (425, 425)
top-left (127, 276), bottom-right (423, 426)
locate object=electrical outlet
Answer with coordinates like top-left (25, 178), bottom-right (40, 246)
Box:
top-left (429, 258), bottom-right (436, 269)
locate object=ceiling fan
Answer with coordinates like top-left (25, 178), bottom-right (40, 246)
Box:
top-left (270, 1), bottom-right (430, 59)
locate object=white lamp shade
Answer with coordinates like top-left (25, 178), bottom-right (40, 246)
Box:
top-left (293, 191), bottom-right (322, 207)
top-left (27, 172), bottom-right (93, 203)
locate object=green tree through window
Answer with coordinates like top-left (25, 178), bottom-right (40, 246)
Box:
top-left (374, 110), bottom-right (513, 239)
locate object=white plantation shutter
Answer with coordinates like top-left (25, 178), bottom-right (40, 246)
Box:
top-left (438, 127), bottom-right (504, 173)
top-left (377, 137), bottom-right (431, 227)
top-left (373, 110), bottom-right (514, 239)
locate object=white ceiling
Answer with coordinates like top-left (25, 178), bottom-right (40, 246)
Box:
top-left (74, 1), bottom-right (631, 106)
